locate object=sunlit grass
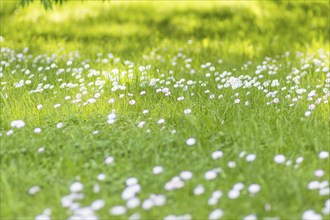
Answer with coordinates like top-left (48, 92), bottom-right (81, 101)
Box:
top-left (0, 1), bottom-right (329, 219)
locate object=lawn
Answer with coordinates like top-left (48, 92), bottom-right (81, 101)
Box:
top-left (0, 1), bottom-right (329, 219)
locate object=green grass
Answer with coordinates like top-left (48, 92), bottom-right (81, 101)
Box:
top-left (0, 1), bottom-right (330, 219)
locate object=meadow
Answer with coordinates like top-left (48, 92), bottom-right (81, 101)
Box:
top-left (0, 1), bottom-right (329, 219)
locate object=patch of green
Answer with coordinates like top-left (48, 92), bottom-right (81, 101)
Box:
top-left (0, 1), bottom-right (329, 219)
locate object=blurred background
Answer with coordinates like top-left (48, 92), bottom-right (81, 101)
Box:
top-left (0, 0), bottom-right (329, 62)
top-left (0, 2), bottom-right (329, 218)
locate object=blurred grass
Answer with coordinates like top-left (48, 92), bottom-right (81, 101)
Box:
top-left (1, 0), bottom-right (329, 62)
top-left (0, 1), bottom-right (330, 219)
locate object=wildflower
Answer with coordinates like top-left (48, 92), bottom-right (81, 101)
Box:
top-left (104, 156), bottom-right (114, 164)
top-left (142, 199), bottom-right (153, 210)
top-left (322, 200), bottom-right (330, 215)
top-left (308, 104), bottom-right (316, 110)
top-left (109, 206), bottom-right (126, 215)
top-left (243, 214), bottom-right (257, 220)
top-left (233, 183), bottom-right (244, 191)
top-left (296, 157), bottom-right (304, 164)
top-left (314, 170), bottom-right (324, 177)
top-left (228, 161), bottom-right (236, 168)
top-left (318, 151), bottom-right (329, 159)
top-left (180, 171), bottom-right (193, 180)
top-left (153, 166), bottom-right (163, 175)
top-left (184, 108), bottom-right (192, 115)
top-left (151, 194), bottom-right (166, 207)
top-left (35, 214), bottom-right (50, 220)
top-left (97, 173), bottom-right (106, 181)
top-left (212, 190), bottom-right (223, 199)
top-left (137, 121), bottom-right (146, 128)
top-left (121, 187), bottom-right (136, 200)
top-left (10, 120), bottom-right (25, 129)
top-left (177, 96), bottom-right (184, 101)
top-left (91, 200), bottom-right (105, 211)
top-left (204, 170), bottom-right (217, 180)
top-left (140, 91), bottom-right (146, 95)
top-left (208, 209), bottom-right (224, 220)
top-left (28, 186), bottom-right (40, 195)
top-left (186, 137), bottom-right (196, 146)
top-left (126, 177), bottom-right (138, 186)
top-left (157, 118), bottom-right (165, 124)
top-left (239, 151), bottom-right (246, 158)
top-left (305, 111), bottom-right (311, 117)
top-left (193, 184), bottom-right (205, 195)
top-left (302, 210), bottom-right (322, 220)
top-left (274, 154), bottom-right (286, 164)
top-left (56, 122), bottom-right (63, 129)
top-left (70, 182), bottom-right (83, 193)
top-left (307, 181), bottom-right (320, 190)
top-left (164, 177), bottom-right (184, 191)
top-left (53, 103), bottom-right (61, 108)
top-left (94, 93), bottom-right (101, 98)
top-left (126, 197), bottom-right (140, 209)
top-left (228, 189), bottom-right (240, 199)
top-left (212, 151), bottom-right (223, 160)
top-left (248, 184), bottom-right (261, 195)
top-left (34, 128), bottom-right (42, 133)
top-left (107, 112), bottom-right (116, 124)
top-left (129, 100), bottom-right (136, 105)
top-left (245, 154), bottom-right (256, 162)
top-left (93, 183), bottom-right (100, 193)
